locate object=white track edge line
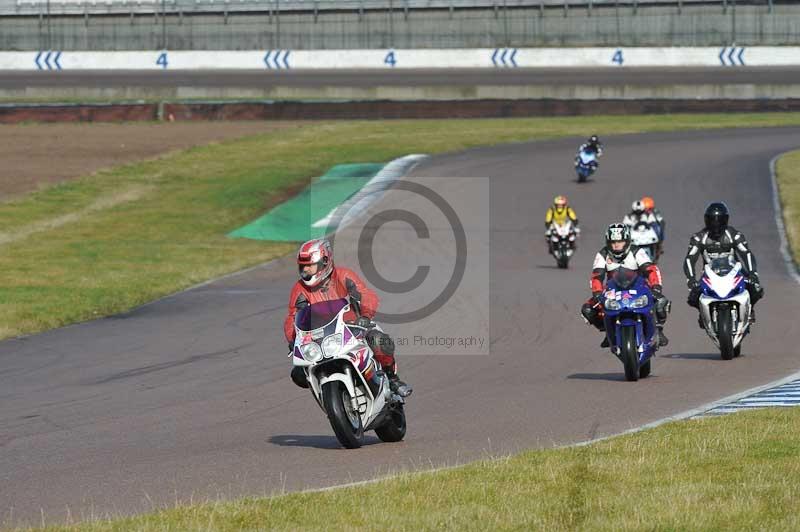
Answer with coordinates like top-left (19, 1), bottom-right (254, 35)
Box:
top-left (769, 152), bottom-right (800, 285)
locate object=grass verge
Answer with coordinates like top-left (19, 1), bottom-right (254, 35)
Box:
top-left (28, 407), bottom-right (800, 531)
top-left (776, 149), bottom-right (800, 266)
top-left (3, 113), bottom-right (800, 339)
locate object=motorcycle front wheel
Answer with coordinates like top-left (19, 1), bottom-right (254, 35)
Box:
top-left (619, 326), bottom-right (640, 382)
top-left (717, 309), bottom-right (735, 361)
top-left (556, 250), bottom-right (569, 269)
top-left (322, 381), bottom-right (364, 449)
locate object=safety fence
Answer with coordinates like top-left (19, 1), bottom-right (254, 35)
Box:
top-left (0, 1), bottom-right (796, 50)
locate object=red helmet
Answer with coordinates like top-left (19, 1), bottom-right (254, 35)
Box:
top-left (297, 238), bottom-right (333, 287)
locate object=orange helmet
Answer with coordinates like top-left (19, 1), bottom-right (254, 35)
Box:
top-left (553, 195), bottom-right (568, 213)
top-left (642, 196), bottom-right (655, 212)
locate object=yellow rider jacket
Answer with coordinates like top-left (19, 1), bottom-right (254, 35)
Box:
top-left (545, 206), bottom-right (578, 227)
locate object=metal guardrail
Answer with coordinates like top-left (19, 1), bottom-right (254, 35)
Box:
top-left (0, 0), bottom-right (773, 16)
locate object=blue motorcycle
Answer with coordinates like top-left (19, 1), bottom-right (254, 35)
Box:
top-left (575, 149), bottom-right (598, 183)
top-left (602, 267), bottom-right (659, 381)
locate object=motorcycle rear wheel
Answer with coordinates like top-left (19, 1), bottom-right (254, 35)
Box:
top-left (375, 404), bottom-right (407, 443)
top-left (639, 359), bottom-right (651, 379)
top-left (620, 326), bottom-right (639, 382)
top-left (322, 381), bottom-right (364, 449)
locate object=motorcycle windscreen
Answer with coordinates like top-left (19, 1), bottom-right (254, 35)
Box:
top-left (609, 267), bottom-right (639, 290)
top-left (709, 257), bottom-right (735, 276)
top-left (295, 298), bottom-right (348, 332)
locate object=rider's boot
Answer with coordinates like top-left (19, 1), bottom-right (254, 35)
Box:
top-left (657, 326), bottom-right (669, 347)
top-left (386, 368), bottom-right (413, 398)
top-left (749, 307), bottom-right (756, 324)
top-left (600, 336), bottom-right (610, 348)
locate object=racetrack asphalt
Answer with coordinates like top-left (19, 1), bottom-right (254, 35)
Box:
top-left (1, 67), bottom-right (798, 90)
top-left (1, 127), bottom-right (799, 526)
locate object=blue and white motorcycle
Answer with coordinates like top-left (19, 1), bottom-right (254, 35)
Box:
top-left (575, 149), bottom-right (598, 183)
top-left (602, 267), bottom-right (659, 381)
top-left (698, 257), bottom-right (751, 360)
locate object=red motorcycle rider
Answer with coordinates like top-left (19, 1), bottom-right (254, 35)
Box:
top-left (284, 238), bottom-right (412, 397)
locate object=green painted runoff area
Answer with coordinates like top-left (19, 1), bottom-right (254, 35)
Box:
top-left (228, 163), bottom-right (384, 241)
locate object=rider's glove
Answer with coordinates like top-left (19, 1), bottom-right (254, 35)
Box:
top-left (345, 278), bottom-right (362, 302)
top-left (294, 293), bottom-right (309, 310)
top-left (355, 316), bottom-right (373, 329)
top-left (651, 284), bottom-right (664, 298)
top-left (687, 278), bottom-right (700, 291)
top-left (750, 279), bottom-right (764, 297)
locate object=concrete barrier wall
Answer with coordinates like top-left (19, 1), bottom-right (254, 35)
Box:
top-left (2, 46), bottom-right (798, 70)
top-left (2, 98), bottom-right (800, 124)
top-left (1, 4), bottom-right (799, 51)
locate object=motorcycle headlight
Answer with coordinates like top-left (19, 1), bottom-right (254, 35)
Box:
top-left (301, 342), bottom-right (323, 362)
top-left (605, 299), bottom-right (621, 311)
top-left (321, 334), bottom-right (342, 357)
top-left (630, 295), bottom-right (649, 309)
top-left (551, 236), bottom-right (559, 242)
top-left (569, 235), bottom-right (575, 241)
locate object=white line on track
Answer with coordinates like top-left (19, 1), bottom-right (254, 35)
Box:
top-left (769, 152), bottom-right (800, 285)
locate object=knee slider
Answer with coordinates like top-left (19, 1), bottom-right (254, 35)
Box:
top-left (580, 303), bottom-right (596, 324)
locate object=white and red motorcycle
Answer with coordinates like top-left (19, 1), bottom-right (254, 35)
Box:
top-left (290, 297), bottom-right (407, 448)
top-left (630, 221), bottom-right (661, 263)
top-left (548, 220), bottom-right (578, 269)
top-left (698, 257), bottom-right (752, 360)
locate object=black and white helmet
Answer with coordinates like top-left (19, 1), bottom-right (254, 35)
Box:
top-left (605, 223), bottom-right (631, 260)
top-left (631, 200), bottom-right (645, 214)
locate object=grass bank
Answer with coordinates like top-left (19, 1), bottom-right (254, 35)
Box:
top-left (776, 149), bottom-right (800, 266)
top-left (3, 113), bottom-right (800, 339)
top-left (29, 407), bottom-right (800, 531)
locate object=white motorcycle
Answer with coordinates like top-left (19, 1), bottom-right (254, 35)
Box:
top-left (291, 297), bottom-right (407, 448)
top-left (630, 221), bottom-right (661, 263)
top-left (548, 220), bottom-right (578, 269)
top-left (698, 257), bottom-right (752, 360)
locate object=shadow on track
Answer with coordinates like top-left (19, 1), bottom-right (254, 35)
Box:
top-left (566, 372), bottom-right (628, 382)
top-left (661, 352), bottom-right (727, 361)
top-left (269, 434), bottom-right (382, 449)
